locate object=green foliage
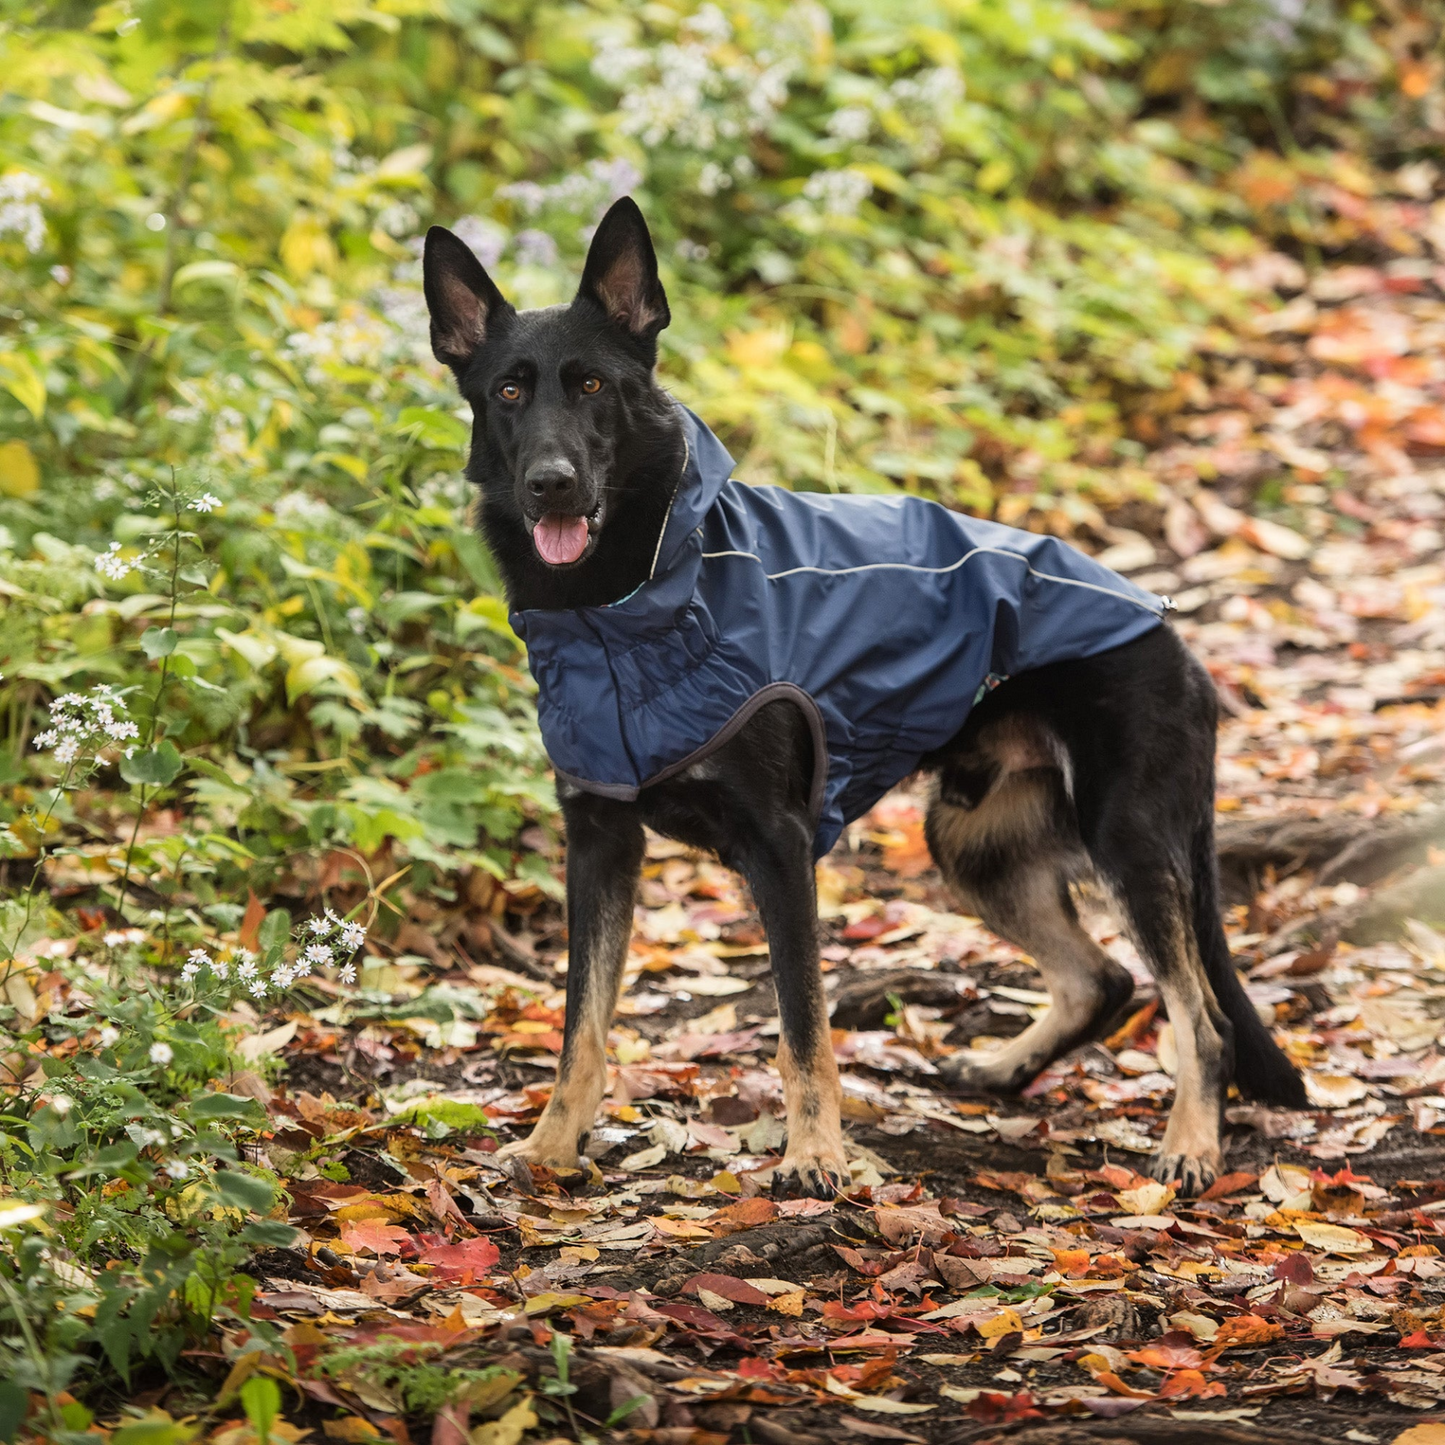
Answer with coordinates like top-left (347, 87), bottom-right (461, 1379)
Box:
top-left (317, 1336), bottom-right (517, 1415)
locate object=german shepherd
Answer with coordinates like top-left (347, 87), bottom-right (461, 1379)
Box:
top-left (423, 197), bottom-right (1306, 1198)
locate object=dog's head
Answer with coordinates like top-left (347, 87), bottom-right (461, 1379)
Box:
top-left (424, 198), bottom-right (678, 575)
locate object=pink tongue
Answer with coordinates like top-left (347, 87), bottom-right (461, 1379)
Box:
top-left (533, 514), bottom-right (590, 565)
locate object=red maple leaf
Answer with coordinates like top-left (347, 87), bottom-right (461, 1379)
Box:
top-left (419, 1237), bottom-right (502, 1283)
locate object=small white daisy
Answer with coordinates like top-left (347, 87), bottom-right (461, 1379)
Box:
top-left (98, 1026), bottom-right (120, 1048)
top-left (148, 1041), bottom-right (173, 1065)
top-left (46, 1093), bottom-right (74, 1117)
top-left (188, 493), bottom-right (222, 513)
top-left (339, 963), bottom-right (357, 985)
top-left (163, 1158), bottom-right (190, 1179)
top-left (340, 922), bottom-right (366, 950)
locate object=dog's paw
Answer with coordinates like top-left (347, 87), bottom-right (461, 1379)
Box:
top-left (496, 1135), bottom-right (581, 1172)
top-left (771, 1150), bottom-right (849, 1201)
top-left (935, 1052), bottom-right (1016, 1098)
top-left (1146, 1149), bottom-right (1219, 1198)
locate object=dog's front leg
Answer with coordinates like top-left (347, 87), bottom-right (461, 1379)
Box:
top-left (738, 817), bottom-right (847, 1199)
top-left (498, 792), bottom-right (643, 1171)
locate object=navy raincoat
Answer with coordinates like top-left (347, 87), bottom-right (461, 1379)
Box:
top-left (510, 407), bottom-right (1169, 860)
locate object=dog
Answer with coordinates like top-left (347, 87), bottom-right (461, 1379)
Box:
top-left (423, 196), bottom-right (1306, 1198)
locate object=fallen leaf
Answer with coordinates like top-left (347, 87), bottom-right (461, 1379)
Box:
top-left (1213, 1315), bottom-right (1284, 1349)
top-left (339, 1220), bottom-right (412, 1256)
top-left (1295, 1221), bottom-right (1373, 1255)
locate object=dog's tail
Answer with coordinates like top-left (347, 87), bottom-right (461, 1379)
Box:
top-left (1192, 822), bottom-right (1308, 1108)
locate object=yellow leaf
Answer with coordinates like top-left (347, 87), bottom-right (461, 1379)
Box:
top-left (469, 1398), bottom-right (535, 1445)
top-left (976, 1307), bottom-right (1024, 1339)
top-left (1295, 1221), bottom-right (1372, 1254)
top-left (521, 1292), bottom-right (591, 1316)
top-left (0, 439), bottom-right (39, 497)
top-left (312, 451), bottom-right (369, 481)
top-left (0, 1201), bottom-right (46, 1230)
top-left (1393, 1427), bottom-right (1445, 1445)
top-left (286, 652), bottom-right (362, 704)
top-left (0, 352), bottom-right (46, 419)
top-left (649, 1215), bottom-right (714, 1240)
top-left (280, 214), bottom-right (336, 278)
top-left (850, 1399), bottom-right (935, 1416)
top-left (768, 1290), bottom-right (805, 1317)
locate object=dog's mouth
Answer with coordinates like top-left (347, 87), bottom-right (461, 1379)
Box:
top-left (531, 505), bottom-right (601, 567)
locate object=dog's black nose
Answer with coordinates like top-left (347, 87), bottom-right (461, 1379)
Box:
top-left (524, 458), bottom-right (579, 503)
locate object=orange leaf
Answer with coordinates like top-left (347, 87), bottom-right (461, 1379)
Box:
top-left (1159, 1370), bottom-right (1227, 1399)
top-left (340, 1220), bottom-right (412, 1256)
top-left (708, 1197), bottom-right (779, 1229)
top-left (238, 890), bottom-right (267, 953)
top-left (1199, 1171), bottom-right (1257, 1202)
top-left (1093, 1372), bottom-right (1153, 1399)
top-left (1129, 1340), bottom-right (1204, 1371)
top-left (1213, 1314), bottom-right (1284, 1349)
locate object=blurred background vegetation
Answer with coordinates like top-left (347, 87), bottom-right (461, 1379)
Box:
top-left (0, 0), bottom-right (1439, 920)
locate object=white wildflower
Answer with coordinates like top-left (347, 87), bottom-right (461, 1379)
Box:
top-left (98, 1026), bottom-right (120, 1048)
top-left (306, 916), bottom-right (332, 936)
top-left (180, 962), bottom-right (200, 981)
top-left (236, 958), bottom-right (257, 980)
top-left (163, 1159), bottom-right (190, 1180)
top-left (826, 105), bottom-right (872, 142)
top-left (210, 957), bottom-right (229, 980)
top-left (188, 493), bottom-right (222, 513)
top-left (303, 943), bottom-right (333, 968)
top-left (272, 965), bottom-right (295, 989)
top-left (339, 962), bottom-right (357, 985)
top-left (248, 976), bottom-right (268, 997)
top-left (340, 922), bottom-right (366, 950)
top-left (0, 171), bottom-right (49, 253)
top-left (53, 737), bottom-right (79, 765)
top-left (46, 1093), bottom-right (74, 1117)
top-left (94, 542), bottom-right (132, 582)
top-left (802, 168), bottom-right (873, 217)
top-left (148, 1041), bottom-right (173, 1065)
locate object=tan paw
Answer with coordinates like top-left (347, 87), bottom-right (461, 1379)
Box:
top-left (771, 1149), bottom-right (849, 1200)
top-left (1146, 1148), bottom-right (1220, 1197)
top-left (496, 1132), bottom-right (580, 1171)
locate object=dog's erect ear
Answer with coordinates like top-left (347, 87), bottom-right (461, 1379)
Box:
top-left (576, 197), bottom-right (670, 342)
top-left (423, 226), bottom-right (513, 370)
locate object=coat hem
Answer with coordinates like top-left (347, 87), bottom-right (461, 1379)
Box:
top-left (551, 681), bottom-right (830, 833)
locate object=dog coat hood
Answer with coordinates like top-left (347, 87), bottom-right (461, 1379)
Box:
top-left (510, 407), bottom-right (1168, 860)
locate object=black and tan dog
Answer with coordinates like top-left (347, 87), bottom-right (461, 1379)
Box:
top-left (423, 198), bottom-right (1306, 1198)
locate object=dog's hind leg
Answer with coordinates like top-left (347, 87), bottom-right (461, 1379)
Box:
top-left (1093, 833), bottom-right (1233, 1195)
top-left (929, 730), bottom-right (1134, 1095)
top-left (499, 791), bottom-right (643, 1170)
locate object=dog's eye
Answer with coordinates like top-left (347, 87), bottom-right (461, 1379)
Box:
top-left (581, 377), bottom-right (602, 395)
top-left (498, 382), bottom-right (521, 401)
